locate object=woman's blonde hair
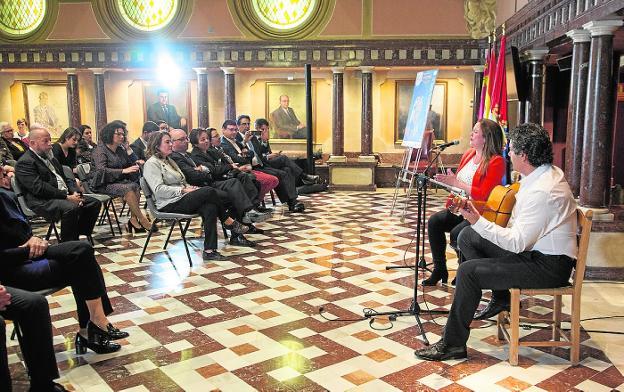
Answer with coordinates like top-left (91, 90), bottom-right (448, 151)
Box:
top-left (146, 131), bottom-right (170, 159)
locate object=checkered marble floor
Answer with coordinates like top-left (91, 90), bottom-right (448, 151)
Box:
top-left (7, 191), bottom-right (624, 391)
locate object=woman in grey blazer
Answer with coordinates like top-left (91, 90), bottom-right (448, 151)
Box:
top-left (143, 131), bottom-right (247, 260)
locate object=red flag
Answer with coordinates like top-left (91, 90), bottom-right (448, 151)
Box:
top-left (482, 43), bottom-right (496, 120)
top-left (488, 34), bottom-right (508, 134)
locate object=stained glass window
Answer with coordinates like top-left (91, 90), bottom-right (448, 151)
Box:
top-left (0, 0), bottom-right (46, 36)
top-left (117, 0), bottom-right (178, 32)
top-left (252, 0), bottom-right (316, 30)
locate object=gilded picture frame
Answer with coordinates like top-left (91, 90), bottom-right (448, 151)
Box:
top-left (395, 80), bottom-right (448, 144)
top-left (265, 81), bottom-right (316, 142)
top-left (23, 81), bottom-right (69, 139)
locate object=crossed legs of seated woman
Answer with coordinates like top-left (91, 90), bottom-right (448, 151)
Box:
top-left (160, 186), bottom-right (249, 260)
top-left (4, 241), bottom-right (129, 354)
top-left (423, 209), bottom-right (470, 285)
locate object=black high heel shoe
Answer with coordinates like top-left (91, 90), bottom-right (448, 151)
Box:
top-left (422, 268), bottom-right (449, 286)
top-left (107, 323), bottom-right (130, 340)
top-left (75, 322), bottom-right (121, 354)
top-left (126, 220), bottom-right (146, 234)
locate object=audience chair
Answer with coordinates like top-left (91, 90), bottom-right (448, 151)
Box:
top-left (10, 176), bottom-right (59, 241)
top-left (139, 177), bottom-right (198, 266)
top-left (76, 163), bottom-right (123, 236)
top-left (497, 209), bottom-right (593, 366)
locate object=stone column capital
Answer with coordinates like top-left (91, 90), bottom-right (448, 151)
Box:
top-left (566, 29), bottom-right (591, 43)
top-left (331, 66), bottom-right (345, 74)
top-left (89, 68), bottom-right (107, 75)
top-left (193, 67), bottom-right (208, 75)
top-left (220, 67), bottom-right (236, 75)
top-left (472, 65), bottom-right (485, 73)
top-left (359, 66), bottom-right (374, 74)
top-left (583, 19), bottom-right (623, 37)
top-left (524, 49), bottom-right (549, 61)
top-left (62, 68), bottom-right (78, 75)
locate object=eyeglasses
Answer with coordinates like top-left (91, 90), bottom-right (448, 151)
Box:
top-left (114, 131), bottom-right (125, 136)
top-left (239, 122), bottom-right (250, 126)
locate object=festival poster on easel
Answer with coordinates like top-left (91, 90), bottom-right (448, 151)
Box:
top-left (401, 69), bottom-right (438, 149)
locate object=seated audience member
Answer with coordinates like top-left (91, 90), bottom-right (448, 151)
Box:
top-left (253, 118), bottom-right (320, 185)
top-left (0, 166), bottom-right (127, 359)
top-left (16, 118), bottom-right (29, 145)
top-left (131, 121), bottom-right (159, 161)
top-left (423, 118), bottom-right (505, 286)
top-left (171, 128), bottom-right (270, 226)
top-left (1, 122), bottom-right (29, 161)
top-left (79, 124), bottom-right (97, 149)
top-left (222, 119), bottom-right (305, 213)
top-left (415, 123), bottom-right (578, 362)
top-left (15, 125), bottom-right (101, 243)
top-left (0, 285), bottom-right (68, 392)
top-left (143, 131), bottom-right (248, 260)
top-left (52, 127), bottom-right (81, 171)
top-left (0, 137), bottom-right (13, 163)
top-left (156, 120), bottom-right (169, 131)
top-left (92, 120), bottom-right (152, 233)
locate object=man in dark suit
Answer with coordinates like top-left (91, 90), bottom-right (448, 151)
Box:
top-left (130, 121), bottom-right (159, 162)
top-left (146, 89), bottom-right (184, 129)
top-left (220, 120), bottom-right (305, 213)
top-left (169, 129), bottom-right (269, 246)
top-left (15, 126), bottom-right (101, 242)
top-left (253, 118), bottom-right (319, 185)
top-left (269, 95), bottom-right (307, 139)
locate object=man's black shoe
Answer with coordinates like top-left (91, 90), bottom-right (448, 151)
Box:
top-left (301, 174), bottom-right (320, 185)
top-left (414, 340), bottom-right (467, 361)
top-left (255, 205), bottom-right (273, 213)
top-left (230, 235), bottom-right (256, 247)
top-left (288, 202), bottom-right (305, 213)
top-left (474, 300), bottom-right (510, 320)
top-left (203, 250), bottom-right (227, 261)
top-left (246, 225), bottom-right (265, 235)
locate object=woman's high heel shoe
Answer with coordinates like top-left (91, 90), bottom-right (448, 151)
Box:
top-left (422, 268), bottom-right (449, 286)
top-left (75, 322), bottom-right (121, 354)
top-left (107, 323), bottom-right (130, 340)
top-left (126, 220), bottom-right (146, 234)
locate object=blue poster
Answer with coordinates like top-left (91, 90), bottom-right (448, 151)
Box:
top-left (401, 70), bottom-right (438, 148)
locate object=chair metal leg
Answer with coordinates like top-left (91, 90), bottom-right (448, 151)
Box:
top-left (101, 200), bottom-right (115, 236)
top-left (87, 235), bottom-right (94, 245)
top-left (45, 222), bottom-right (54, 240)
top-left (221, 223), bottom-right (228, 239)
top-left (138, 220), bottom-right (158, 263)
top-left (109, 199), bottom-right (122, 235)
top-left (179, 220), bottom-right (193, 267)
top-left (163, 221), bottom-right (177, 249)
top-left (270, 190), bottom-right (276, 206)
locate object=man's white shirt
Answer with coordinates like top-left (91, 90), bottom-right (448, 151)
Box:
top-left (471, 164), bottom-right (578, 259)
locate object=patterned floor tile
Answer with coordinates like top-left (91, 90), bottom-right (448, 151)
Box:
top-left (6, 191), bottom-right (622, 391)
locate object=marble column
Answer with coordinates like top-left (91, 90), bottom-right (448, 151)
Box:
top-left (331, 67), bottom-right (345, 157)
top-left (91, 68), bottom-right (107, 131)
top-left (222, 67), bottom-right (236, 122)
top-left (564, 29), bottom-right (591, 197)
top-left (360, 66), bottom-right (374, 156)
top-left (579, 19), bottom-right (623, 208)
top-left (63, 68), bottom-right (81, 128)
top-left (524, 49), bottom-right (549, 124)
top-left (194, 68), bottom-right (209, 128)
top-left (472, 65), bottom-right (484, 125)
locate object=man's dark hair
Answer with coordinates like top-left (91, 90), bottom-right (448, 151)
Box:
top-left (155, 120), bottom-right (167, 126)
top-left (156, 88), bottom-right (169, 96)
top-left (99, 120), bottom-right (127, 145)
top-left (236, 115), bottom-right (251, 125)
top-left (189, 128), bottom-right (208, 146)
top-left (142, 121), bottom-right (160, 135)
top-left (222, 119), bottom-right (237, 129)
top-left (508, 123), bottom-right (553, 167)
top-left (255, 118), bottom-right (269, 128)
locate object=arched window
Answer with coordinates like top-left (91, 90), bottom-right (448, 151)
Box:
top-left (117, 0), bottom-right (178, 32)
top-left (0, 0), bottom-right (46, 39)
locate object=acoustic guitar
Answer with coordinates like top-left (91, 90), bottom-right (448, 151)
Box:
top-left (447, 182), bottom-right (520, 227)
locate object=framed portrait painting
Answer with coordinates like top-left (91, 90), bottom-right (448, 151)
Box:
top-left (23, 82), bottom-right (69, 139)
top-left (395, 80), bottom-right (448, 143)
top-left (143, 82), bottom-right (192, 131)
top-left (265, 81), bottom-right (315, 142)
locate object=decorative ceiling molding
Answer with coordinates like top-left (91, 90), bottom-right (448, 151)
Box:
top-left (464, 0), bottom-right (496, 39)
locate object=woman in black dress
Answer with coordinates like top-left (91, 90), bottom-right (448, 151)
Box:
top-left (52, 127), bottom-right (81, 171)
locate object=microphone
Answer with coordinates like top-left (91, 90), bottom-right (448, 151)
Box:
top-left (435, 140), bottom-right (460, 150)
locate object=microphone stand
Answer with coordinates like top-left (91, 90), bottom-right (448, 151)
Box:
top-left (364, 147), bottom-right (448, 345)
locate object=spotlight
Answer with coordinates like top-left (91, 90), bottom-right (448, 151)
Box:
top-left (156, 53), bottom-right (180, 87)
